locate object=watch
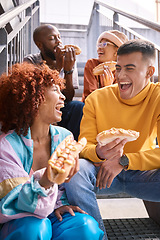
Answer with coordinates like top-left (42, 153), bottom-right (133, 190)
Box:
top-left (119, 154), bottom-right (129, 170)
top-left (64, 69), bottom-right (73, 75)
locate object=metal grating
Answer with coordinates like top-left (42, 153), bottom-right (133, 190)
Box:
top-left (103, 218), bottom-right (160, 240)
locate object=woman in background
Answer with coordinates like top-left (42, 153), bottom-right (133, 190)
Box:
top-left (82, 30), bottom-right (128, 102)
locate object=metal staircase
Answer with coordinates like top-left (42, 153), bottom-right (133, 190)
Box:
top-left (0, 0), bottom-right (160, 238)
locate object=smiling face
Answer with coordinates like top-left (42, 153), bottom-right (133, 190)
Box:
top-left (38, 84), bottom-right (65, 124)
top-left (97, 39), bottom-right (118, 63)
top-left (115, 52), bottom-right (154, 99)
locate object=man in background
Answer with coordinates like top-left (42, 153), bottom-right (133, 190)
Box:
top-left (24, 24), bottom-right (84, 141)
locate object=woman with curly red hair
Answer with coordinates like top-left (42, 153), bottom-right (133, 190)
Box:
top-left (0, 63), bottom-right (104, 240)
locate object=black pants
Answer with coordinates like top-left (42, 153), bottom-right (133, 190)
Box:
top-left (58, 100), bottom-right (84, 141)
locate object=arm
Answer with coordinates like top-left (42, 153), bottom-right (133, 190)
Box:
top-left (0, 137), bottom-right (58, 223)
top-left (83, 60), bottom-right (99, 101)
top-left (94, 116), bottom-right (160, 188)
top-left (79, 95), bottom-right (103, 162)
top-left (79, 96), bottom-right (127, 188)
top-left (62, 73), bottom-right (75, 102)
top-left (55, 46), bottom-right (76, 102)
top-left (126, 132), bottom-right (160, 171)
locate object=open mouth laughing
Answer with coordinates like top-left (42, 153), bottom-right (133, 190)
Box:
top-left (56, 102), bottom-right (64, 112)
top-left (119, 82), bottom-right (132, 90)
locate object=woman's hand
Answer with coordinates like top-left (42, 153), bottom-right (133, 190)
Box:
top-left (102, 66), bottom-right (114, 86)
top-left (65, 156), bottom-right (79, 182)
top-left (54, 205), bottom-right (87, 221)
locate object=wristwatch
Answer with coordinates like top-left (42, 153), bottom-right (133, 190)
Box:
top-left (119, 154), bottom-right (129, 170)
top-left (64, 69), bottom-right (73, 75)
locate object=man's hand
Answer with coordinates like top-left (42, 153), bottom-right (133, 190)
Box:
top-left (63, 46), bottom-right (76, 72)
top-left (95, 138), bottom-right (127, 188)
top-left (94, 159), bottom-right (123, 189)
top-left (54, 205), bottom-right (87, 222)
top-left (54, 46), bottom-right (64, 72)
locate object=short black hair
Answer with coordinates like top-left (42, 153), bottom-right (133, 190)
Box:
top-left (117, 39), bottom-right (156, 61)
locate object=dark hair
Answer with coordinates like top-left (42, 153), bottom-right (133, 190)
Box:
top-left (0, 62), bottom-right (65, 135)
top-left (117, 39), bottom-right (156, 61)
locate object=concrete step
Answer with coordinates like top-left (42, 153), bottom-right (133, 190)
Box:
top-left (78, 75), bottom-right (84, 86)
top-left (75, 61), bottom-right (85, 99)
top-left (75, 85), bottom-right (84, 97)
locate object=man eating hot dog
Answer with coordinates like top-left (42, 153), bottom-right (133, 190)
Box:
top-left (24, 24), bottom-right (84, 141)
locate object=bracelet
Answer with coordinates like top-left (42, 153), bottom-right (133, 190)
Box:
top-left (64, 69), bottom-right (73, 75)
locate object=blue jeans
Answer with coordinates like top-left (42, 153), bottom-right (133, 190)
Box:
top-left (58, 101), bottom-right (84, 141)
top-left (64, 158), bottom-right (160, 240)
top-left (0, 212), bottom-right (104, 240)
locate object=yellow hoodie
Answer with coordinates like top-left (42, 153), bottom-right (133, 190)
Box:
top-left (79, 82), bottom-right (160, 170)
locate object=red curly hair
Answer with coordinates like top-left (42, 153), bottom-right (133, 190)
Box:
top-left (0, 62), bottom-right (65, 136)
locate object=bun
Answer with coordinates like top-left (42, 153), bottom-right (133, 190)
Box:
top-left (93, 61), bottom-right (116, 75)
top-left (47, 135), bottom-right (87, 184)
top-left (64, 44), bottom-right (81, 55)
top-left (96, 128), bottom-right (139, 146)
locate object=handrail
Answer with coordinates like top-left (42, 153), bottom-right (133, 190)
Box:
top-left (97, 8), bottom-right (160, 52)
top-left (87, 1), bottom-right (160, 82)
top-left (0, 0), bottom-right (39, 75)
top-left (95, 0), bottom-right (160, 32)
top-left (0, 0), bottom-right (37, 29)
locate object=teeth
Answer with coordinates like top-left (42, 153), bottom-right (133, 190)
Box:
top-left (120, 82), bottom-right (130, 85)
top-left (59, 104), bottom-right (64, 108)
top-left (56, 104), bottom-right (64, 110)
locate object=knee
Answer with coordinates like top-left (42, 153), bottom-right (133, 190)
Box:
top-left (66, 159), bottom-right (95, 184)
top-left (52, 213), bottom-right (104, 240)
top-left (1, 217), bottom-right (52, 240)
top-left (76, 213), bottom-right (104, 240)
top-left (69, 101), bottom-right (84, 113)
top-left (78, 158), bottom-right (96, 177)
top-left (23, 217), bottom-right (52, 240)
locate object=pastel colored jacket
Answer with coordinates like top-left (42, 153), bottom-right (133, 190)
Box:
top-left (79, 82), bottom-right (160, 170)
top-left (0, 125), bottom-right (71, 223)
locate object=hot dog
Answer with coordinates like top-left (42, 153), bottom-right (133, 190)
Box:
top-left (96, 127), bottom-right (139, 146)
top-left (47, 135), bottom-right (87, 184)
top-left (63, 44), bottom-right (81, 55)
top-left (93, 61), bottom-right (116, 75)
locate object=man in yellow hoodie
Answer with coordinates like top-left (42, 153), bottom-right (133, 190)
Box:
top-left (64, 39), bottom-right (160, 239)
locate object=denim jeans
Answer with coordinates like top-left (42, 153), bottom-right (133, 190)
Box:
top-left (64, 158), bottom-right (160, 240)
top-left (58, 100), bottom-right (84, 141)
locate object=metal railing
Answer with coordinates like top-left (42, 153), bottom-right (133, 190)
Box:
top-left (0, 0), bottom-right (40, 75)
top-left (87, 1), bottom-right (160, 82)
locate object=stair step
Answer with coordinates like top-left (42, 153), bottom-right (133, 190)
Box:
top-left (75, 85), bottom-right (83, 97)
top-left (75, 61), bottom-right (85, 99)
top-left (78, 76), bottom-right (84, 86)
